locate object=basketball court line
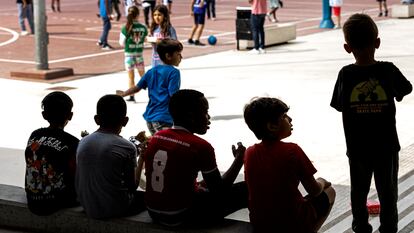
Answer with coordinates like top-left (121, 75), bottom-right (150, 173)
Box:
top-left (0, 27), bottom-right (19, 47)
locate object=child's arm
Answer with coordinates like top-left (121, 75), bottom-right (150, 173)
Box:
top-left (119, 32), bottom-right (126, 47)
top-left (116, 86), bottom-right (141, 97)
top-left (302, 176), bottom-right (331, 197)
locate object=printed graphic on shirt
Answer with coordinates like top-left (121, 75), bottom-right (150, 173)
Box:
top-left (350, 77), bottom-right (388, 113)
top-left (26, 138), bottom-right (65, 198)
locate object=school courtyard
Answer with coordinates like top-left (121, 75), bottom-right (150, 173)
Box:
top-left (0, 0), bottom-right (413, 232)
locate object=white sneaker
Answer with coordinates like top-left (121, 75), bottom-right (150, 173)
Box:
top-left (248, 49), bottom-right (260, 54)
top-left (259, 48), bottom-right (266, 54)
top-left (20, 31), bottom-right (29, 36)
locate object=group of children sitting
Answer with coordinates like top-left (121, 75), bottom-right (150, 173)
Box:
top-left (24, 13), bottom-right (411, 233)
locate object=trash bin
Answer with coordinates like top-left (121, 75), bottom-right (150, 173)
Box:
top-left (235, 6), bottom-right (252, 50)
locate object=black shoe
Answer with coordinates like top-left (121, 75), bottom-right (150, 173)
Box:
top-left (378, 12), bottom-right (383, 17)
top-left (188, 39), bottom-right (194, 44)
top-left (51, 5), bottom-right (55, 12)
top-left (385, 10), bottom-right (388, 16)
top-left (101, 44), bottom-right (114, 50)
top-left (127, 96), bottom-right (135, 102)
top-left (280, 0), bottom-right (284, 8)
top-left (116, 14), bottom-right (121, 21)
top-left (194, 40), bottom-right (205, 46)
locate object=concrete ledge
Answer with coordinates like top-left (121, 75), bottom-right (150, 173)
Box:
top-left (238, 23), bottom-right (296, 50)
top-left (10, 67), bottom-right (74, 80)
top-left (0, 184), bottom-right (252, 233)
top-left (392, 4), bottom-right (414, 18)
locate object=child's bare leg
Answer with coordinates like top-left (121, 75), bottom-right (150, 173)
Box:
top-left (314, 186), bottom-right (336, 231)
top-left (194, 24), bottom-right (205, 41)
top-left (188, 24), bottom-right (197, 42)
top-left (378, 2), bottom-right (383, 16)
top-left (128, 70), bottom-right (135, 99)
top-left (383, 1), bottom-right (388, 16)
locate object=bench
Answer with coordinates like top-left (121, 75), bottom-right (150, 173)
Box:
top-left (0, 184), bottom-right (252, 233)
top-left (237, 23), bottom-right (296, 50)
top-left (392, 4), bottom-right (414, 18)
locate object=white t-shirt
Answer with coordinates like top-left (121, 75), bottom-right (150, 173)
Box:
top-left (329, 0), bottom-right (343, 7)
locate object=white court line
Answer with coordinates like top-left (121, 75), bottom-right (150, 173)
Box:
top-left (48, 50), bottom-right (123, 64)
top-left (0, 27), bottom-right (19, 47)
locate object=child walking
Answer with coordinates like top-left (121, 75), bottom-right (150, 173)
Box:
top-left (188, 0), bottom-right (207, 46)
top-left (117, 38), bottom-right (183, 135)
top-left (243, 97), bottom-right (336, 233)
top-left (329, 0), bottom-right (343, 28)
top-left (267, 0), bottom-right (281, 23)
top-left (25, 91), bottom-right (79, 215)
top-left (331, 13), bottom-right (412, 233)
top-left (119, 5), bottom-right (148, 102)
top-left (148, 4), bottom-right (177, 67)
top-left (377, 0), bottom-right (388, 16)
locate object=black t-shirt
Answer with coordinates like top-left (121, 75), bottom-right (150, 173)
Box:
top-left (25, 127), bottom-right (79, 215)
top-left (330, 61), bottom-right (412, 157)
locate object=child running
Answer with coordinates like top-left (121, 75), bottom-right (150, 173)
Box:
top-left (147, 4), bottom-right (177, 67)
top-left (119, 5), bottom-right (148, 102)
top-left (243, 97), bottom-right (336, 233)
top-left (117, 38), bottom-right (183, 135)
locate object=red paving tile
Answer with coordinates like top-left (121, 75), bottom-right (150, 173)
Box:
top-left (0, 0), bottom-right (399, 83)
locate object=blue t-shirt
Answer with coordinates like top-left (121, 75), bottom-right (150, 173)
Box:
top-left (99, 0), bottom-right (112, 18)
top-left (193, 0), bottom-right (206, 14)
top-left (138, 65), bottom-right (181, 124)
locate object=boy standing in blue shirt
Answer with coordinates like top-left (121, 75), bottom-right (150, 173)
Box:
top-left (118, 38), bottom-right (183, 135)
top-left (330, 13), bottom-right (412, 233)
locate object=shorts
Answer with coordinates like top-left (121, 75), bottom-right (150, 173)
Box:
top-left (376, 0), bottom-right (386, 2)
top-left (125, 55), bottom-right (145, 71)
top-left (193, 12), bottom-right (205, 25)
top-left (163, 0), bottom-right (172, 4)
top-left (332, 6), bottom-right (341, 16)
top-left (305, 191), bottom-right (330, 218)
top-left (146, 121), bottom-right (172, 135)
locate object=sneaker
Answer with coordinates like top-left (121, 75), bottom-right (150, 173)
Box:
top-left (187, 39), bottom-right (194, 44)
top-left (96, 40), bottom-right (103, 46)
top-left (259, 48), bottom-right (266, 54)
top-left (248, 49), bottom-right (260, 54)
top-left (127, 96), bottom-right (136, 102)
top-left (334, 24), bottom-right (341, 29)
top-left (20, 31), bottom-right (29, 36)
top-left (280, 0), bottom-right (284, 8)
top-left (385, 10), bottom-right (388, 16)
top-left (211, 17), bottom-right (216, 21)
top-left (378, 12), bottom-right (383, 17)
top-left (101, 44), bottom-right (113, 50)
top-left (194, 40), bottom-right (206, 46)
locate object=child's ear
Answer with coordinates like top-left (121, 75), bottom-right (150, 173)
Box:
top-left (68, 112), bottom-right (73, 121)
top-left (94, 115), bottom-right (101, 126)
top-left (375, 37), bottom-right (380, 49)
top-left (122, 116), bottom-right (129, 127)
top-left (41, 111), bottom-right (48, 120)
top-left (267, 122), bottom-right (279, 133)
top-left (164, 53), bottom-right (172, 61)
top-left (343, 43), bottom-right (352, 54)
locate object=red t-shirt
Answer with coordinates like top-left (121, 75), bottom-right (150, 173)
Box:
top-left (144, 128), bottom-right (217, 213)
top-left (244, 140), bottom-right (317, 232)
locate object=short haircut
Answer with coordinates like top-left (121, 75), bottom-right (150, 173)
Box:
top-left (169, 89), bottom-right (205, 123)
top-left (96, 94), bottom-right (127, 127)
top-left (244, 97), bottom-right (289, 140)
top-left (156, 38), bottom-right (183, 63)
top-left (42, 91), bottom-right (73, 125)
top-left (343, 13), bottom-right (378, 49)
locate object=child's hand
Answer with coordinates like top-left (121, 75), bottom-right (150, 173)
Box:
top-left (116, 90), bottom-right (124, 96)
top-left (316, 177), bottom-right (331, 189)
top-left (232, 142), bottom-right (246, 159)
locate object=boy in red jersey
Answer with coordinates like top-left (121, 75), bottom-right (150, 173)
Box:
top-left (143, 89), bottom-right (248, 227)
top-left (243, 97), bottom-right (336, 233)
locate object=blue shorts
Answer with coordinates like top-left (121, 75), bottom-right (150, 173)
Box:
top-left (193, 12), bottom-right (205, 25)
